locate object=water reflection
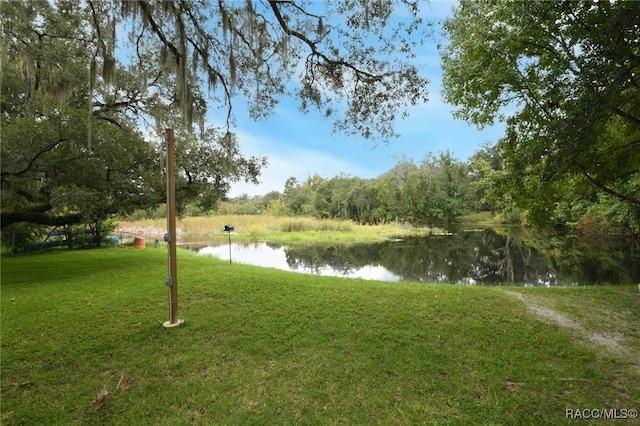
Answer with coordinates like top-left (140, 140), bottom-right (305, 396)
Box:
top-left (195, 227), bottom-right (640, 286)
top-left (198, 244), bottom-right (402, 281)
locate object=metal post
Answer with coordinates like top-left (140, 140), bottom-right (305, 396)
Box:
top-left (224, 225), bottom-right (235, 264)
top-left (163, 128), bottom-right (183, 328)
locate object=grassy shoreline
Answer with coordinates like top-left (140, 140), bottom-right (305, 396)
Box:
top-left (2, 247), bottom-right (639, 424)
top-left (115, 214), bottom-right (442, 246)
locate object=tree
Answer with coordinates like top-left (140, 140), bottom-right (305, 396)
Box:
top-left (1, 1), bottom-right (153, 229)
top-left (1, 108), bottom-right (159, 226)
top-left (441, 0), bottom-right (640, 230)
top-left (469, 144), bottom-right (522, 223)
top-left (379, 159), bottom-right (419, 221)
top-left (282, 176), bottom-right (303, 215)
top-left (105, 0), bottom-right (431, 139)
top-left (425, 151), bottom-right (472, 223)
top-left (1, 1), bottom-right (264, 233)
top-left (262, 191), bottom-right (282, 208)
top-left (3, 0), bottom-right (430, 232)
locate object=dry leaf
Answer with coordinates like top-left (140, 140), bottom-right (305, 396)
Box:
top-left (119, 377), bottom-right (131, 394)
top-left (95, 389), bottom-right (110, 405)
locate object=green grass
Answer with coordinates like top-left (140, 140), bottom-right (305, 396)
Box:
top-left (456, 211), bottom-right (501, 226)
top-left (2, 248), bottom-right (639, 425)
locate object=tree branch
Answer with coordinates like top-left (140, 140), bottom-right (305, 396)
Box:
top-left (574, 161), bottom-right (640, 207)
top-left (0, 138), bottom-right (68, 179)
top-left (137, 1), bottom-right (183, 64)
top-left (1, 211), bottom-right (83, 229)
top-left (268, 1), bottom-right (389, 82)
top-left (613, 107), bottom-right (640, 126)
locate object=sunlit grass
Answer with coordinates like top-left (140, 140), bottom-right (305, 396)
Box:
top-left (2, 248), bottom-right (638, 424)
top-left (457, 211), bottom-right (497, 225)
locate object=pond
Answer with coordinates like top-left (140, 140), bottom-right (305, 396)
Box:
top-left (194, 227), bottom-right (640, 286)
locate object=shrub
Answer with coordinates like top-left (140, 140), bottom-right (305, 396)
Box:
top-left (1, 222), bottom-right (48, 253)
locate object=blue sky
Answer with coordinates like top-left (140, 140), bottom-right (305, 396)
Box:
top-left (221, 1), bottom-right (506, 197)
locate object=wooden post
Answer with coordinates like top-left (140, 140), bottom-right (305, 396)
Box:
top-left (164, 128), bottom-right (183, 328)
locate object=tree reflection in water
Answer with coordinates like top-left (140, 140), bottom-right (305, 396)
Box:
top-left (196, 227), bottom-right (639, 286)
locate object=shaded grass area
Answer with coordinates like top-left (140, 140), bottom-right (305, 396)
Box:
top-left (1, 248), bottom-right (638, 424)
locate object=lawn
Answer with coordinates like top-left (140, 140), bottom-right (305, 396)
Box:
top-left (1, 248), bottom-right (639, 425)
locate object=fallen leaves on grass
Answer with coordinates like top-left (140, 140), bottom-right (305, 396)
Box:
top-left (117, 373), bottom-right (131, 394)
top-left (95, 389), bottom-right (110, 406)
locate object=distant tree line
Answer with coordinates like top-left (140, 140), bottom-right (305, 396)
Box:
top-left (210, 151), bottom-right (475, 225)
top-left (212, 147), bottom-right (638, 235)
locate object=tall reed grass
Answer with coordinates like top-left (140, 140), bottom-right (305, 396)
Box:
top-left (275, 217), bottom-right (352, 233)
top-left (177, 215), bottom-right (352, 235)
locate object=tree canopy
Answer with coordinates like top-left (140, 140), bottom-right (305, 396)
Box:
top-left (1, 0), bottom-right (431, 236)
top-left (441, 0), bottom-right (640, 229)
top-left (108, 0), bottom-right (430, 138)
top-left (216, 151), bottom-right (477, 226)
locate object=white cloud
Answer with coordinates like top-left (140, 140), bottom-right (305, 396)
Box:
top-left (228, 129), bottom-right (371, 197)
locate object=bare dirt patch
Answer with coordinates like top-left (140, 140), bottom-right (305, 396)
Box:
top-left (503, 290), bottom-right (634, 362)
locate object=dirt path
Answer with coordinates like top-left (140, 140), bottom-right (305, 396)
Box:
top-left (502, 290), bottom-right (639, 371)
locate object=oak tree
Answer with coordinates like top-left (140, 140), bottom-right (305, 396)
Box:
top-left (441, 0), bottom-right (640, 229)
top-left (2, 0), bottom-right (430, 234)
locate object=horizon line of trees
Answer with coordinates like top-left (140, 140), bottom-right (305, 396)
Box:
top-left (131, 146), bottom-right (638, 236)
